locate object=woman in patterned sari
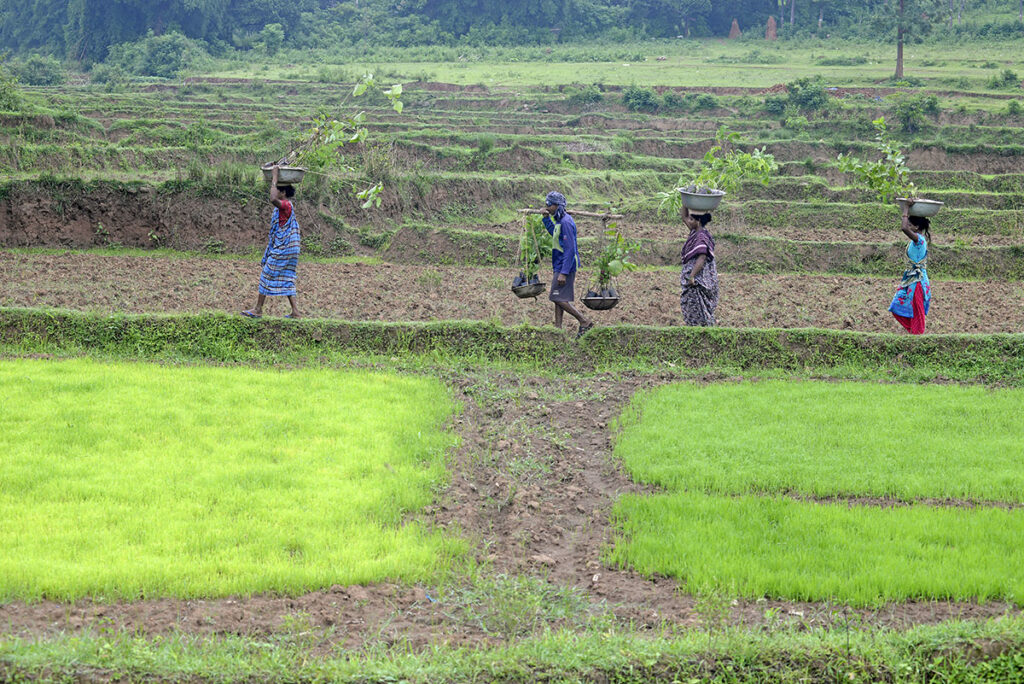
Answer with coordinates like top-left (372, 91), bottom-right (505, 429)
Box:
top-left (242, 165), bottom-right (301, 319)
top-left (679, 206), bottom-right (719, 326)
top-left (889, 200), bottom-right (931, 335)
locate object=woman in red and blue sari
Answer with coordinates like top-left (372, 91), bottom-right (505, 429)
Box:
top-left (889, 200), bottom-right (931, 335)
top-left (242, 165), bottom-right (301, 319)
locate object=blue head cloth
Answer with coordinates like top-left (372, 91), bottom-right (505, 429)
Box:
top-left (545, 191), bottom-right (567, 220)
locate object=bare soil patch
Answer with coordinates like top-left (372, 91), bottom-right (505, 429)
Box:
top-left (1, 372), bottom-right (1016, 649)
top-left (3, 252), bottom-right (1023, 334)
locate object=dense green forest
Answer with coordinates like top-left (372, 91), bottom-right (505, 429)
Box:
top-left (0, 0), bottom-right (1022, 63)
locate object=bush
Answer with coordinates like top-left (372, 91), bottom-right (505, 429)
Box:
top-left (763, 94), bottom-right (787, 116)
top-left (90, 63), bottom-right (129, 86)
top-left (690, 93), bottom-right (718, 110)
top-left (786, 76), bottom-right (829, 111)
top-left (816, 55), bottom-right (867, 67)
top-left (13, 54), bottom-right (65, 85)
top-left (565, 84), bottom-right (602, 107)
top-left (622, 85), bottom-right (659, 112)
top-left (988, 69), bottom-right (1020, 90)
top-left (893, 94), bottom-right (941, 133)
top-left (0, 62), bottom-right (21, 111)
top-left (1009, 100), bottom-right (1023, 116)
top-left (259, 23), bottom-right (284, 57)
top-left (890, 76), bottom-right (925, 88)
top-left (785, 115), bottom-right (809, 131)
top-left (661, 90), bottom-right (684, 110)
top-left (106, 31), bottom-right (210, 79)
top-left (764, 77), bottom-right (828, 115)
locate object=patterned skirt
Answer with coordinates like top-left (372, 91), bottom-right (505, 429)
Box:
top-left (259, 252), bottom-right (299, 296)
top-left (680, 258), bottom-right (719, 327)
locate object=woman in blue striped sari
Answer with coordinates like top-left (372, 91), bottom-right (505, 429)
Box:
top-left (242, 165), bottom-right (301, 318)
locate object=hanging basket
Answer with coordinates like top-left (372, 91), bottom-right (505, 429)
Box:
top-left (582, 295), bottom-right (620, 310)
top-left (512, 282), bottom-right (547, 299)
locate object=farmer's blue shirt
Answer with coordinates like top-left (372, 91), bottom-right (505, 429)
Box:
top-left (542, 214), bottom-right (579, 275)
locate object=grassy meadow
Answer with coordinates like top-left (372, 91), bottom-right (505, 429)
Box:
top-left (0, 358), bottom-right (461, 600)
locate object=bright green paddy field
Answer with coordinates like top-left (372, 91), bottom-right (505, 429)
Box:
top-left (610, 381), bottom-right (1024, 606)
top-left (0, 359), bottom-right (463, 601)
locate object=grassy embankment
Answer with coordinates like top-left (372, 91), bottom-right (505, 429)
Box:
top-left (1, 308), bottom-right (1022, 384)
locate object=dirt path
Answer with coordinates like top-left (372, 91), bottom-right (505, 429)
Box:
top-left (1, 373), bottom-right (1016, 648)
top-left (3, 252), bottom-right (1023, 334)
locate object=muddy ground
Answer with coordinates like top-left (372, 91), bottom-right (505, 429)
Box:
top-left (3, 252), bottom-right (1023, 334)
top-left (0, 372), bottom-right (1017, 649)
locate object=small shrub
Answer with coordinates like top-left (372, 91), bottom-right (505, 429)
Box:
top-left (0, 62), bottom-right (21, 111)
top-left (259, 23), bottom-right (284, 57)
top-left (785, 115), bottom-right (809, 131)
top-left (661, 90), bottom-right (684, 110)
top-left (90, 63), bottom-right (129, 86)
top-left (787, 76), bottom-right (829, 111)
top-left (13, 55), bottom-right (65, 86)
top-left (622, 85), bottom-right (659, 112)
top-left (988, 69), bottom-right (1020, 90)
top-left (691, 93), bottom-right (718, 110)
top-left (565, 84), bottom-right (602, 107)
top-left (893, 94), bottom-right (941, 133)
top-left (1008, 100), bottom-right (1023, 116)
top-left (763, 94), bottom-right (787, 116)
top-left (890, 76), bottom-right (926, 88)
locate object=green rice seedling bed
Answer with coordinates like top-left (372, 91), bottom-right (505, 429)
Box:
top-left (615, 381), bottom-right (1024, 502)
top-left (610, 491), bottom-right (1024, 605)
top-left (0, 358), bottom-right (461, 601)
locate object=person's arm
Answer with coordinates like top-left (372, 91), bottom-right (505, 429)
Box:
top-left (269, 166), bottom-right (284, 208)
top-left (687, 254), bottom-right (707, 286)
top-left (542, 213), bottom-right (555, 235)
top-left (559, 218), bottom-right (577, 276)
top-left (899, 201), bottom-right (920, 243)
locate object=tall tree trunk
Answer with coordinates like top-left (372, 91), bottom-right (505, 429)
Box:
top-left (896, 0), bottom-right (905, 80)
top-left (790, 0), bottom-right (795, 25)
top-left (958, 0), bottom-right (964, 23)
top-left (948, 0), bottom-right (953, 28)
top-left (818, 5), bottom-right (823, 31)
top-left (780, 0), bottom-right (785, 30)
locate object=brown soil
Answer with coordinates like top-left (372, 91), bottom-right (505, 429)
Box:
top-left (1, 372), bottom-right (1016, 648)
top-left (3, 252), bottom-right (1023, 334)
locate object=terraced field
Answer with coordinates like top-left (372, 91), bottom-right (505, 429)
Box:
top-left (3, 54), bottom-right (1024, 681)
top-left (3, 75), bottom-right (1024, 335)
